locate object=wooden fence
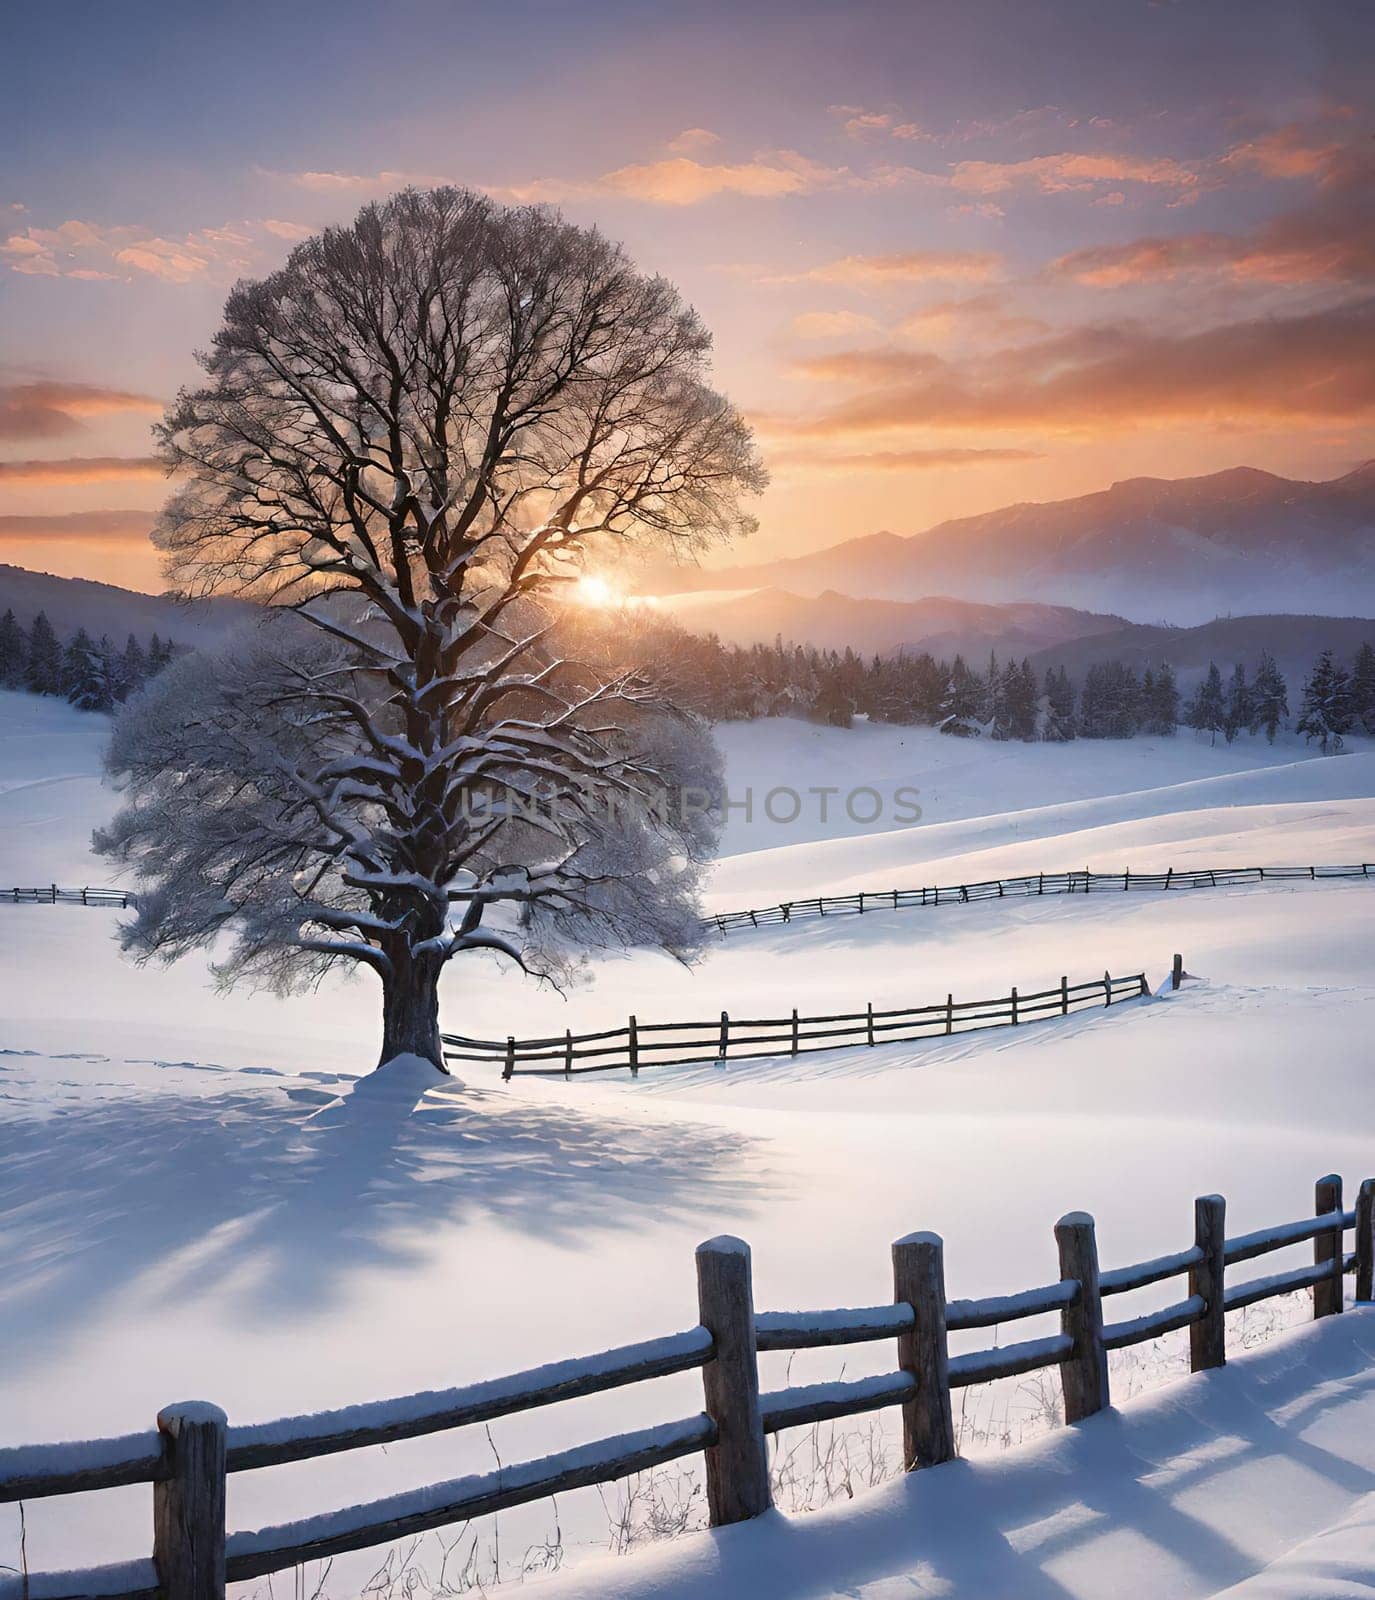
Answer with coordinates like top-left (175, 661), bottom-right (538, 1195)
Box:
top-left (706, 861), bottom-right (1375, 936)
top-left (3, 885), bottom-right (136, 908)
top-left (443, 966), bottom-right (1151, 1079)
top-left (2, 1173), bottom-right (1369, 1600)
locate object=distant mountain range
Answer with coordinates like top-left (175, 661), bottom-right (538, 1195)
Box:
top-left (648, 464), bottom-right (1375, 625)
top-left (0, 563), bottom-right (253, 646)
top-left (1025, 612), bottom-right (1375, 687)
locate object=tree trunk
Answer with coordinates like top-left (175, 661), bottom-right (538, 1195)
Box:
top-left (378, 954), bottom-right (447, 1072)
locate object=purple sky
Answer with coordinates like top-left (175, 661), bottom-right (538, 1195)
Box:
top-left (2, 0), bottom-right (1373, 590)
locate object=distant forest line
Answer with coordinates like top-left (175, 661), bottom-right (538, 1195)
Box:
top-left (4, 599), bottom-right (1372, 756)
top-left (0, 607), bottom-right (182, 711)
top-left (591, 611), bottom-right (1375, 755)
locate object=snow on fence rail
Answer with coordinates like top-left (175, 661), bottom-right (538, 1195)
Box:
top-left (3, 1173), bottom-right (1371, 1600)
top-left (3, 885), bottom-right (136, 908)
top-left (443, 967), bottom-right (1150, 1079)
top-left (706, 861), bottom-right (1375, 935)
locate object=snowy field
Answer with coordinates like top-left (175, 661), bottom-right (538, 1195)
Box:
top-left (3, 690), bottom-right (1375, 1598)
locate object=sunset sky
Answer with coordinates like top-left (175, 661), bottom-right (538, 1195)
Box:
top-left (2, 0), bottom-right (1373, 592)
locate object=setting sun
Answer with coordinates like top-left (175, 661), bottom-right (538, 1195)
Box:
top-left (571, 573), bottom-right (620, 608)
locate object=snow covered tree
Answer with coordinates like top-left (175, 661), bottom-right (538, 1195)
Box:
top-left (1223, 662), bottom-right (1253, 744)
top-left (1250, 650), bottom-right (1288, 743)
top-left (117, 634), bottom-right (148, 701)
top-left (986, 653), bottom-right (1011, 740)
top-left (1079, 660), bottom-right (1140, 739)
top-left (63, 628), bottom-right (118, 713)
top-left (1004, 659), bottom-right (1038, 741)
top-left (100, 187), bottom-right (762, 1071)
top-left (1352, 641), bottom-right (1375, 735)
top-left (24, 612), bottom-right (63, 696)
top-left (0, 609), bottom-right (26, 688)
top-left (1140, 662), bottom-right (1179, 736)
top-left (939, 655), bottom-right (984, 737)
top-left (1296, 648), bottom-right (1354, 754)
top-left (1042, 665), bottom-right (1076, 741)
top-left (1184, 661), bottom-right (1226, 744)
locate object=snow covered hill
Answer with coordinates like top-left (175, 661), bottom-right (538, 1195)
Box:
top-left (3, 689), bottom-right (1375, 1597)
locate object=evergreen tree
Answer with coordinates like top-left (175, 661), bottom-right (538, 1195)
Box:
top-left (1352, 641), bottom-right (1375, 735)
top-left (61, 627), bottom-right (94, 698)
top-left (1005, 659), bottom-right (1038, 741)
top-left (987, 655), bottom-right (1014, 740)
top-left (1184, 661), bottom-right (1226, 744)
top-left (1223, 662), bottom-right (1254, 744)
top-left (1042, 665), bottom-right (1076, 741)
top-left (24, 612), bottom-right (64, 696)
top-left (0, 608), bottom-right (26, 688)
top-left (940, 655), bottom-right (984, 737)
top-left (1140, 661), bottom-right (1179, 736)
top-left (1249, 651), bottom-right (1288, 743)
top-left (1080, 659), bottom-right (1141, 738)
top-left (1296, 649), bottom-right (1355, 754)
top-left (118, 634), bottom-right (149, 701)
top-left (63, 628), bottom-right (117, 713)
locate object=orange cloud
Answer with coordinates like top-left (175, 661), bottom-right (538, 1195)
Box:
top-left (775, 297), bottom-right (1375, 436)
top-left (267, 168), bottom-right (449, 193)
top-left (666, 128), bottom-right (721, 155)
top-left (598, 151), bottom-right (840, 205)
top-left (1220, 123), bottom-right (1344, 179)
top-left (0, 382), bottom-right (162, 440)
top-left (1050, 192), bottom-right (1375, 288)
top-left (946, 151), bottom-right (1200, 197)
top-left (1, 216), bottom-right (293, 284)
top-left (0, 509), bottom-right (154, 542)
top-left (0, 455), bottom-right (163, 484)
top-left (769, 249), bottom-right (1002, 286)
top-left (827, 105), bottom-right (929, 142)
top-left (768, 445), bottom-right (1042, 473)
top-left (897, 293), bottom-right (1046, 344)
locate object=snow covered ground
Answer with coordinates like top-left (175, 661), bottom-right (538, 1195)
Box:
top-left (2, 690), bottom-right (1374, 1598)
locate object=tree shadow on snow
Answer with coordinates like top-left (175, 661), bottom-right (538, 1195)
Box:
top-left (0, 1060), bottom-right (765, 1372)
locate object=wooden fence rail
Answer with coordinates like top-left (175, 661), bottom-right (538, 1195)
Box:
top-left (443, 968), bottom-right (1150, 1079)
top-left (705, 861), bottom-right (1375, 936)
top-left (3, 885), bottom-right (136, 908)
top-left (2, 1173), bottom-right (1369, 1600)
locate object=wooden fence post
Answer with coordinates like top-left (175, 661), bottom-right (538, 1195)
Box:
top-left (1103, 970), bottom-right (1112, 1007)
top-left (718, 1011), bottom-right (729, 1063)
top-left (892, 1232), bottom-right (954, 1470)
top-left (1056, 1213), bottom-right (1109, 1422)
top-left (1172, 953), bottom-right (1183, 991)
top-left (628, 1016), bottom-right (639, 1079)
top-left (1189, 1194), bottom-right (1226, 1372)
top-left (1355, 1178), bottom-right (1375, 1302)
top-left (1314, 1175), bottom-right (1344, 1319)
top-left (1010, 985), bottom-right (1019, 1025)
top-left (564, 1029), bottom-right (573, 1080)
top-left (153, 1403), bottom-right (227, 1600)
top-left (945, 993), bottom-right (953, 1036)
top-left (1061, 975), bottom-right (1069, 1016)
top-left (695, 1237), bottom-right (770, 1526)
top-left (502, 1037), bottom-right (516, 1081)
top-left (866, 1002), bottom-right (875, 1047)
top-left (790, 1008), bottom-right (799, 1056)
